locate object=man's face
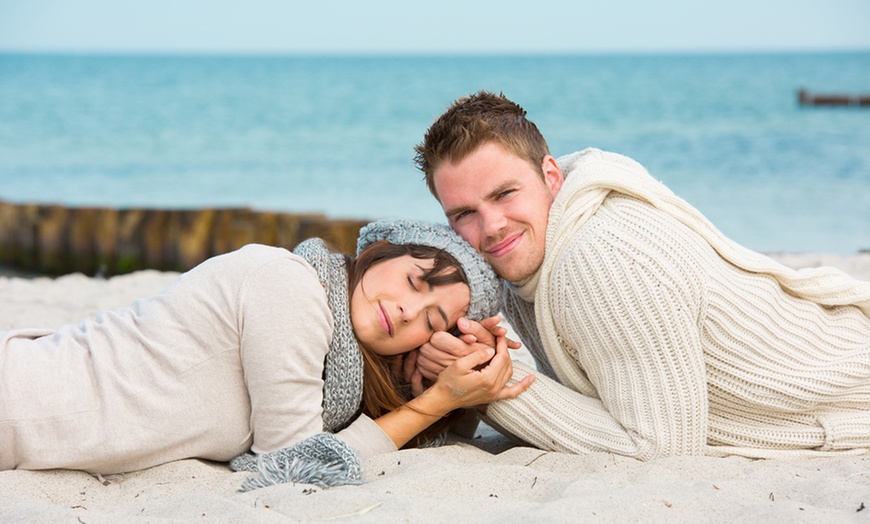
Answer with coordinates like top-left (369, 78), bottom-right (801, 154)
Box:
top-left (433, 142), bottom-right (563, 283)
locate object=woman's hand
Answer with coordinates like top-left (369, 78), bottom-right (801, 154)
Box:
top-left (373, 335), bottom-right (534, 449)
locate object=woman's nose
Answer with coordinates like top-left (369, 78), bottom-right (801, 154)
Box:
top-left (397, 301), bottom-right (421, 323)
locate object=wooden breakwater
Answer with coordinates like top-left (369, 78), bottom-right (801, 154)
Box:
top-left (0, 199), bottom-right (370, 276)
top-left (798, 89), bottom-right (870, 107)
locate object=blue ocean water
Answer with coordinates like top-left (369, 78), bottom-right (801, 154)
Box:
top-left (0, 52), bottom-right (868, 254)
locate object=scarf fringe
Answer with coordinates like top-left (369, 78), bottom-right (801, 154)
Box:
top-left (231, 433), bottom-right (362, 491)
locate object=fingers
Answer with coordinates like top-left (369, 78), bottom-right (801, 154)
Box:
top-left (477, 316), bottom-right (523, 350)
top-left (459, 333), bottom-right (477, 345)
top-left (478, 316), bottom-right (502, 331)
top-left (494, 373), bottom-right (535, 400)
top-left (417, 331), bottom-right (481, 379)
top-left (455, 331), bottom-right (519, 353)
top-left (429, 335), bottom-right (533, 410)
top-left (429, 331), bottom-right (477, 356)
top-left (402, 349), bottom-right (418, 384)
top-left (417, 338), bottom-right (459, 376)
top-left (410, 369), bottom-right (425, 398)
top-left (388, 354), bottom-right (404, 380)
top-left (414, 343), bottom-right (441, 381)
top-left (456, 317), bottom-right (497, 347)
top-left (455, 346), bottom-right (496, 373)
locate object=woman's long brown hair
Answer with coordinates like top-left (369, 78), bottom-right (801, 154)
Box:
top-left (347, 240), bottom-right (468, 447)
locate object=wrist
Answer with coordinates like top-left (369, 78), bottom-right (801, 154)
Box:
top-left (411, 387), bottom-right (455, 417)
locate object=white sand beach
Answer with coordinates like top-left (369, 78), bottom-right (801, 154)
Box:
top-left (2, 253), bottom-right (869, 523)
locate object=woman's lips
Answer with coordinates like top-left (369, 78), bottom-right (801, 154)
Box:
top-left (486, 232), bottom-right (522, 258)
top-left (378, 302), bottom-right (394, 336)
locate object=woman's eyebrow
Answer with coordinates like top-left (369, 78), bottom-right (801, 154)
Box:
top-left (436, 306), bottom-right (449, 329)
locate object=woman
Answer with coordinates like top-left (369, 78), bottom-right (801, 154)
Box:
top-left (0, 219), bottom-right (533, 490)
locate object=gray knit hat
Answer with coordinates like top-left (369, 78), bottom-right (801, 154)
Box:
top-left (357, 219), bottom-right (502, 321)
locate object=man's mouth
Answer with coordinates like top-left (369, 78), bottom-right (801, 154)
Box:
top-left (378, 302), bottom-right (394, 336)
top-left (485, 232), bottom-right (523, 258)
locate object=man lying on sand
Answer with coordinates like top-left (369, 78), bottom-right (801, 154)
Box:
top-left (413, 90), bottom-right (870, 459)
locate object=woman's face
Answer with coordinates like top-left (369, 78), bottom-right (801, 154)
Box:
top-left (351, 254), bottom-right (470, 356)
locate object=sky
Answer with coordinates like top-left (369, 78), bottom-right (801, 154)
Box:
top-left (0, 0), bottom-right (869, 55)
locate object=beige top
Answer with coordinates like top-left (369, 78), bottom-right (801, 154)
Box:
top-left (489, 149), bottom-right (870, 459)
top-left (0, 244), bottom-right (395, 474)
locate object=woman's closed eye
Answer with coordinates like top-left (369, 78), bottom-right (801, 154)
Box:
top-left (407, 274), bottom-right (436, 331)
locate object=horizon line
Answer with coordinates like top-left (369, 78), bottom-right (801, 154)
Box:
top-left (1, 46), bottom-right (869, 58)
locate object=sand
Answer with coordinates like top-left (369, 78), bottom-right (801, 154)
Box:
top-left (2, 253), bottom-right (869, 523)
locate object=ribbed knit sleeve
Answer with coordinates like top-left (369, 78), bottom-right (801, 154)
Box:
top-left (490, 195), bottom-right (713, 459)
top-left (485, 361), bottom-right (648, 455)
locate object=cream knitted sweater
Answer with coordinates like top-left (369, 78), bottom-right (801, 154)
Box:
top-left (488, 148), bottom-right (870, 460)
top-left (0, 244), bottom-right (395, 474)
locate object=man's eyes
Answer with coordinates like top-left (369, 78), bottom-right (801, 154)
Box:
top-left (454, 210), bottom-right (474, 221)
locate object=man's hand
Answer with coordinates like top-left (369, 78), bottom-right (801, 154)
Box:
top-left (416, 316), bottom-right (522, 381)
top-left (427, 335), bottom-right (535, 411)
top-left (455, 316), bottom-right (521, 349)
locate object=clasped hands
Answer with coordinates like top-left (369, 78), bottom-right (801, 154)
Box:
top-left (392, 316), bottom-right (533, 411)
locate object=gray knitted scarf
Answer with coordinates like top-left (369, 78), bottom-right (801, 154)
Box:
top-left (229, 238), bottom-right (365, 490)
top-left (293, 238), bottom-right (364, 432)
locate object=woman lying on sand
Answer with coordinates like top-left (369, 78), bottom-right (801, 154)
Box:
top-left (0, 219), bottom-right (533, 490)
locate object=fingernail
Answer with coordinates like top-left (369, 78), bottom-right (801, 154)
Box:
top-left (459, 318), bottom-right (469, 329)
top-left (486, 348), bottom-right (495, 357)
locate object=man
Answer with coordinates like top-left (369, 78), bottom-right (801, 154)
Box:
top-left (414, 90), bottom-right (870, 460)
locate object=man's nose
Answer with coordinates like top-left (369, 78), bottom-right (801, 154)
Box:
top-left (480, 207), bottom-right (507, 237)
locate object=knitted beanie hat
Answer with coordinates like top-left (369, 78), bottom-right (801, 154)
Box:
top-left (357, 219), bottom-right (502, 321)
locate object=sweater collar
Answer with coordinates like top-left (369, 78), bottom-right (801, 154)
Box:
top-left (508, 264), bottom-right (543, 302)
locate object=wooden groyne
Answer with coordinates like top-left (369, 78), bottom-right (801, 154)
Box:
top-left (0, 199), bottom-right (370, 276)
top-left (798, 89), bottom-right (870, 107)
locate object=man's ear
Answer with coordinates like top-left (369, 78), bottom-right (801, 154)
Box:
top-left (541, 155), bottom-right (564, 195)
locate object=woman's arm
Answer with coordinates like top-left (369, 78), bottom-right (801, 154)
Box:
top-left (238, 254), bottom-right (333, 453)
top-left (374, 336), bottom-right (535, 449)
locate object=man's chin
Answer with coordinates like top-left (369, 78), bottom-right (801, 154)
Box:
top-left (487, 255), bottom-right (541, 284)
top-left (491, 262), bottom-right (529, 284)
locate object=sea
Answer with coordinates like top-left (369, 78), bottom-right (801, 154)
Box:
top-left (1, 52), bottom-right (868, 254)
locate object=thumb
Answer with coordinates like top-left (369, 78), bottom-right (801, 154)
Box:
top-left (479, 315), bottom-right (502, 329)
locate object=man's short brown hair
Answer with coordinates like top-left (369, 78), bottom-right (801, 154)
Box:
top-left (413, 91), bottom-right (551, 200)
